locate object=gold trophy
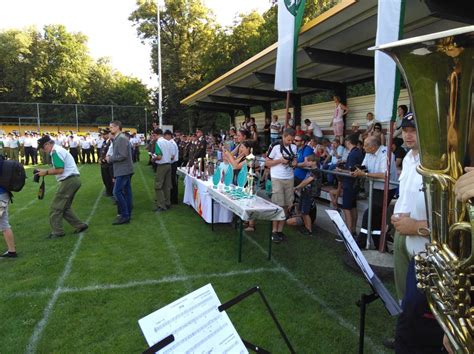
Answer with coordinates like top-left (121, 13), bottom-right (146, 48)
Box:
top-left (375, 27), bottom-right (474, 353)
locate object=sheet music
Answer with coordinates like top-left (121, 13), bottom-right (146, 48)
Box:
top-left (326, 210), bottom-right (374, 278)
top-left (138, 284), bottom-right (248, 354)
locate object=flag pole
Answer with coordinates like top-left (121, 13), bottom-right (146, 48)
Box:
top-left (284, 91), bottom-right (290, 128)
top-left (156, 0), bottom-right (163, 128)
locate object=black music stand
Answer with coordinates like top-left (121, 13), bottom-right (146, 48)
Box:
top-left (143, 286), bottom-right (295, 354)
top-left (327, 210), bottom-right (402, 354)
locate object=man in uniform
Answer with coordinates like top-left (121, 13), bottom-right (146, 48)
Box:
top-left (194, 128), bottom-right (207, 159)
top-left (99, 129), bottom-right (114, 197)
top-left (36, 135), bottom-right (88, 238)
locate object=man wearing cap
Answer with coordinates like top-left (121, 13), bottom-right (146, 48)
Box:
top-left (387, 113), bottom-right (443, 352)
top-left (36, 135), bottom-right (88, 238)
top-left (194, 128), bottom-right (207, 160)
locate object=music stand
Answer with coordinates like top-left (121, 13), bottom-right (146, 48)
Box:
top-left (140, 284), bottom-right (295, 353)
top-left (326, 210), bottom-right (402, 354)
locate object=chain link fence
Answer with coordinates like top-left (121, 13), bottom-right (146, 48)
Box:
top-left (0, 102), bottom-right (149, 134)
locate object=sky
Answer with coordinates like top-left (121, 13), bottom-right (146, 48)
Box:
top-left (0, 0), bottom-right (273, 89)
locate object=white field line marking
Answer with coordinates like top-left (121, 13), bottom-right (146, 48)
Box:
top-left (26, 187), bottom-right (103, 354)
top-left (8, 288), bottom-right (54, 299)
top-left (61, 267), bottom-right (283, 293)
top-left (245, 235), bottom-right (385, 353)
top-left (10, 165), bottom-right (84, 217)
top-left (137, 164), bottom-right (190, 291)
top-left (10, 268), bottom-right (282, 299)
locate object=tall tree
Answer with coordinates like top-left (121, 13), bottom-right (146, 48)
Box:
top-left (129, 0), bottom-right (219, 131)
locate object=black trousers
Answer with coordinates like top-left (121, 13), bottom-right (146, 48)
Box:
top-left (395, 260), bottom-right (444, 353)
top-left (170, 162), bottom-right (178, 204)
top-left (101, 165), bottom-right (114, 196)
top-left (82, 148), bottom-right (91, 163)
top-left (358, 188), bottom-right (396, 249)
top-left (70, 148), bottom-right (79, 164)
top-left (25, 146), bottom-right (37, 165)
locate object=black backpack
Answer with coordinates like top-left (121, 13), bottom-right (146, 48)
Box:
top-left (0, 158), bottom-right (26, 192)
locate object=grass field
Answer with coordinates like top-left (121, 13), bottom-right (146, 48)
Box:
top-left (0, 152), bottom-right (396, 353)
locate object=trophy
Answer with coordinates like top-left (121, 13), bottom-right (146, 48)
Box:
top-left (245, 149), bottom-right (256, 196)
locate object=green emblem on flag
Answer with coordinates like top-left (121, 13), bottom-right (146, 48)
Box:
top-left (284, 0), bottom-right (303, 16)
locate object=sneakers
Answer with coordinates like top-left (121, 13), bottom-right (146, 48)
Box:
top-left (73, 224), bottom-right (88, 234)
top-left (271, 232), bottom-right (283, 243)
top-left (47, 233), bottom-right (66, 239)
top-left (112, 217), bottom-right (130, 225)
top-left (335, 235), bottom-right (344, 243)
top-left (0, 250), bottom-right (17, 258)
top-left (299, 228), bottom-right (313, 236)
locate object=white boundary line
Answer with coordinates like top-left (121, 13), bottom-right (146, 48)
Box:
top-left (245, 235), bottom-right (385, 353)
top-left (137, 164), bottom-right (191, 291)
top-left (26, 187), bottom-right (103, 353)
top-left (61, 267), bottom-right (282, 293)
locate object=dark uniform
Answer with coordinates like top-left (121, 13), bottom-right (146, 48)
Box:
top-left (100, 137), bottom-right (114, 197)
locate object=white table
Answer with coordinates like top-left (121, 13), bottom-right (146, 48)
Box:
top-left (207, 186), bottom-right (285, 262)
top-left (177, 168), bottom-right (233, 224)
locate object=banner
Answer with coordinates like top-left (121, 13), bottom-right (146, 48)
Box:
top-left (274, 0), bottom-right (307, 92)
top-left (374, 0), bottom-right (406, 122)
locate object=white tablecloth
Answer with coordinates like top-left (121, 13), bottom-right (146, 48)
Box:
top-left (177, 168), bottom-right (233, 223)
top-left (207, 187), bottom-right (286, 222)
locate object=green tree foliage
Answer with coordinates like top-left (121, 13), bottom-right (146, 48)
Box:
top-left (0, 25), bottom-right (150, 107)
top-left (129, 0), bottom-right (344, 132)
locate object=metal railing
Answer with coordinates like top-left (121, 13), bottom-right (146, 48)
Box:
top-left (315, 167), bottom-right (399, 250)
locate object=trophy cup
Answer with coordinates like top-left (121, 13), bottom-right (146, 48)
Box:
top-left (245, 149), bottom-right (256, 196)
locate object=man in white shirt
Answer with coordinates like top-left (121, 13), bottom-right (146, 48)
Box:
top-left (389, 113), bottom-right (443, 353)
top-left (304, 119), bottom-right (323, 138)
top-left (152, 129), bottom-right (174, 212)
top-left (270, 115), bottom-right (282, 144)
top-left (265, 128), bottom-right (297, 243)
top-left (352, 135), bottom-right (397, 248)
top-left (323, 139), bottom-right (346, 185)
top-left (165, 130), bottom-right (180, 205)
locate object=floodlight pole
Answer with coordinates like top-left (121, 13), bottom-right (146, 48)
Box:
top-left (157, 0), bottom-right (163, 127)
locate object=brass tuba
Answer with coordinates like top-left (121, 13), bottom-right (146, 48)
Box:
top-left (375, 26), bottom-right (474, 353)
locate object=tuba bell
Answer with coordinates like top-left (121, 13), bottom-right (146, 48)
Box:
top-left (375, 26), bottom-right (474, 353)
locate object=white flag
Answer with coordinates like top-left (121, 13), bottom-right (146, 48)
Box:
top-left (274, 0), bottom-right (307, 92)
top-left (374, 0), bottom-right (405, 122)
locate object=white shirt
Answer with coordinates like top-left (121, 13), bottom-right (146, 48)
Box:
top-left (80, 139), bottom-right (90, 149)
top-left (313, 122), bottom-right (323, 138)
top-left (169, 139), bottom-right (179, 162)
top-left (330, 145), bottom-right (345, 165)
top-left (156, 137), bottom-right (174, 164)
top-left (51, 144), bottom-right (79, 181)
top-left (268, 143), bottom-right (297, 179)
top-left (362, 145), bottom-right (398, 190)
top-left (270, 121), bottom-right (282, 136)
top-left (394, 149), bottom-right (428, 255)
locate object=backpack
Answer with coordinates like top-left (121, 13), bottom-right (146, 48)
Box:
top-left (0, 158), bottom-right (26, 192)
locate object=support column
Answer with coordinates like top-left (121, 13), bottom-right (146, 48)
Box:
top-left (229, 111), bottom-right (236, 128)
top-left (291, 94), bottom-right (301, 128)
top-left (263, 103), bottom-right (272, 121)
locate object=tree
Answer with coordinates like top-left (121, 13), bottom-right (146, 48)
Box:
top-left (130, 0), bottom-right (219, 131)
top-left (28, 25), bottom-right (92, 103)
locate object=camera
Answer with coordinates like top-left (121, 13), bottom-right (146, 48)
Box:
top-left (33, 169), bottom-right (40, 183)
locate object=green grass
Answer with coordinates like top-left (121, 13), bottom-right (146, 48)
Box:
top-left (0, 152), bottom-right (396, 353)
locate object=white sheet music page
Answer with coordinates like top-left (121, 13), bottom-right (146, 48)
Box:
top-left (138, 283), bottom-right (248, 353)
top-left (326, 210), bottom-right (374, 278)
